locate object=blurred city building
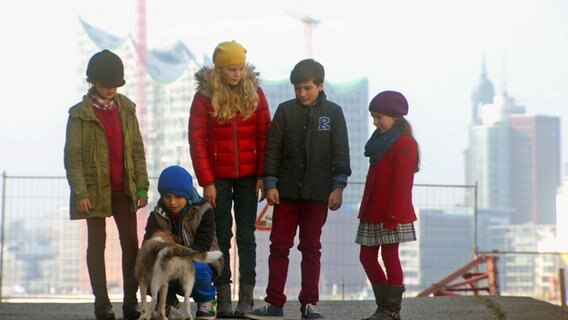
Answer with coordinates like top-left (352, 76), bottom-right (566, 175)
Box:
top-left (463, 58), bottom-right (565, 299)
top-left (78, 18), bottom-right (201, 184)
top-left (464, 59), bottom-right (561, 224)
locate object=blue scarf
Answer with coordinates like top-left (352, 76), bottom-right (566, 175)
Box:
top-left (364, 123), bottom-right (403, 165)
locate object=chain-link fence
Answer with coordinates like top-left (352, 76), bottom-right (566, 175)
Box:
top-left (0, 173), bottom-right (564, 305)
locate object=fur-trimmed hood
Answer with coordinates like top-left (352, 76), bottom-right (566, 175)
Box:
top-left (194, 63), bottom-right (260, 98)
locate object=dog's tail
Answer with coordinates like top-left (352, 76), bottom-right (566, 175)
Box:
top-left (191, 250), bottom-right (223, 263)
top-left (165, 246), bottom-right (222, 264)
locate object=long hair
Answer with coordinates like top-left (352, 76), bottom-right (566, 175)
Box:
top-left (397, 117), bottom-right (421, 172)
top-left (210, 69), bottom-right (259, 123)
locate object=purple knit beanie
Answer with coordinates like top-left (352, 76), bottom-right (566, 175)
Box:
top-left (369, 90), bottom-right (409, 117)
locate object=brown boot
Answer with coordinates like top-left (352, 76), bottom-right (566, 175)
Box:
top-left (362, 284), bottom-right (388, 320)
top-left (216, 284), bottom-right (233, 318)
top-left (233, 284), bottom-right (254, 318)
top-left (88, 248), bottom-right (114, 320)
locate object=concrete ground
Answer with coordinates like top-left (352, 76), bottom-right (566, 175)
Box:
top-left (0, 296), bottom-right (567, 320)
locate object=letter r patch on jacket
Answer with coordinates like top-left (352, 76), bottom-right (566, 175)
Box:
top-left (318, 116), bottom-right (331, 131)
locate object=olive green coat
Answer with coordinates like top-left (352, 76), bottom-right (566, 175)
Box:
top-left (64, 93), bottom-right (149, 220)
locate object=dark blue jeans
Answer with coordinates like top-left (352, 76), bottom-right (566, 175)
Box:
top-left (214, 176), bottom-right (258, 286)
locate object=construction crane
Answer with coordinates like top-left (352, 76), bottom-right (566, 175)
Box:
top-left (286, 12), bottom-right (319, 58)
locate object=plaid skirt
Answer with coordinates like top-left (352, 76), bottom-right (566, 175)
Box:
top-left (355, 221), bottom-right (416, 246)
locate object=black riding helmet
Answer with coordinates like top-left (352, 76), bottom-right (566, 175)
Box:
top-left (86, 49), bottom-right (126, 87)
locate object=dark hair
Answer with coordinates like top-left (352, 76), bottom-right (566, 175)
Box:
top-left (397, 117), bottom-right (421, 172)
top-left (290, 59), bottom-right (325, 85)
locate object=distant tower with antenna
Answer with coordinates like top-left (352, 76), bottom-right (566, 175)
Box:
top-left (287, 12), bottom-right (319, 58)
top-left (470, 56), bottom-right (494, 125)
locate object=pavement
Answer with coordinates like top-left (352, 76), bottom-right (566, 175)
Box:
top-left (0, 296), bottom-right (567, 320)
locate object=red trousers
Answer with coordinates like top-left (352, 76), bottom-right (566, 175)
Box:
top-left (264, 200), bottom-right (328, 308)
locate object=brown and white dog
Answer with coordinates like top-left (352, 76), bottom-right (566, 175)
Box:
top-left (136, 229), bottom-right (222, 320)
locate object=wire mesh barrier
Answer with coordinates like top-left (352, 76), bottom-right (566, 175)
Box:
top-left (0, 174), bottom-right (565, 305)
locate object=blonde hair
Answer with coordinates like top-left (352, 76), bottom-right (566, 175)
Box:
top-left (210, 69), bottom-right (259, 123)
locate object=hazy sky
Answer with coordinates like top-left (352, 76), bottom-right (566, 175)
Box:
top-left (1, 0), bottom-right (567, 185)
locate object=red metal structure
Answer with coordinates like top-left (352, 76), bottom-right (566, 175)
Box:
top-left (417, 254), bottom-right (500, 297)
top-left (135, 0), bottom-right (147, 135)
top-left (255, 202), bottom-right (273, 231)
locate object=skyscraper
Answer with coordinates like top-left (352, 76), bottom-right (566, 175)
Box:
top-left (467, 93), bottom-right (524, 209)
top-left (464, 61), bottom-right (561, 224)
top-left (509, 115), bottom-right (560, 224)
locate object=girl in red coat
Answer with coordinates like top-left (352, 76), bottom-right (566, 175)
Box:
top-left (188, 40), bottom-right (271, 318)
top-left (356, 90), bottom-right (419, 320)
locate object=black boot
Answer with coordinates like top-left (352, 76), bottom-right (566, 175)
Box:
top-left (122, 303), bottom-right (140, 320)
top-left (94, 304), bottom-right (115, 320)
top-left (122, 276), bottom-right (140, 320)
top-left (376, 285), bottom-right (405, 320)
top-left (362, 284), bottom-right (388, 320)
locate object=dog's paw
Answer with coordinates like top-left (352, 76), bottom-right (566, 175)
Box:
top-left (167, 307), bottom-right (186, 320)
top-left (149, 310), bottom-right (168, 320)
top-left (137, 313), bottom-right (151, 320)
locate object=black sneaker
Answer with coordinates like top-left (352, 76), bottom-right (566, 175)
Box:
top-left (301, 304), bottom-right (324, 319)
top-left (247, 302), bottom-right (284, 320)
top-left (194, 301), bottom-right (215, 320)
top-left (196, 309), bottom-right (216, 320)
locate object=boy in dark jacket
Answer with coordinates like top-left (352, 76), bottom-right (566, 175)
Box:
top-left (143, 165), bottom-right (222, 320)
top-left (247, 59), bottom-right (351, 320)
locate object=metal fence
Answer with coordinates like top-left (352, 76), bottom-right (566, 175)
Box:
top-left (0, 172), bottom-right (564, 305)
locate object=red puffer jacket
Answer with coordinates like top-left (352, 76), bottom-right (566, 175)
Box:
top-left (188, 66), bottom-right (271, 186)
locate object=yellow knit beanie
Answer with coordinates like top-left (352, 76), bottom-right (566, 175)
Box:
top-left (213, 41), bottom-right (247, 68)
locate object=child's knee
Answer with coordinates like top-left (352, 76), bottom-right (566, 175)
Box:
top-left (194, 262), bottom-right (214, 282)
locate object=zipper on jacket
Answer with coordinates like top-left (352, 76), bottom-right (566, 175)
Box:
top-left (233, 118), bottom-right (239, 177)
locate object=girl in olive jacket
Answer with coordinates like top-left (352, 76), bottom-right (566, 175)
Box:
top-left (64, 50), bottom-right (149, 320)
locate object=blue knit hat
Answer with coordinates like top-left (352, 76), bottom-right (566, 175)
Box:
top-left (157, 165), bottom-right (193, 200)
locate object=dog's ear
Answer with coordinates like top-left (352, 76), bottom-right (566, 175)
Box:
top-left (172, 233), bottom-right (182, 244)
